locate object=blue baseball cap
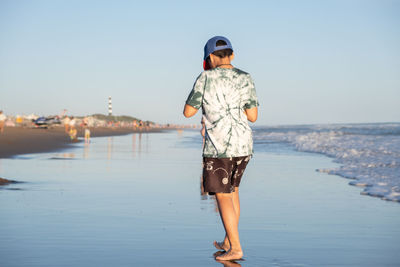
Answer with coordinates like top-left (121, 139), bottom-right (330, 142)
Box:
top-left (203, 36), bottom-right (233, 60)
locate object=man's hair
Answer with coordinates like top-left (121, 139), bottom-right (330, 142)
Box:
top-left (212, 40), bottom-right (233, 58)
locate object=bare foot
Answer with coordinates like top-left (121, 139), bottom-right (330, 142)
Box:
top-left (213, 250), bottom-right (225, 258)
top-left (215, 249), bottom-right (243, 261)
top-left (213, 240), bottom-right (230, 251)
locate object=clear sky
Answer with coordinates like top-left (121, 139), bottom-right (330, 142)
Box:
top-left (1, 0), bottom-right (399, 125)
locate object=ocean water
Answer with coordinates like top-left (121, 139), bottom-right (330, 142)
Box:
top-left (0, 130), bottom-right (399, 266)
top-left (253, 123), bottom-right (400, 203)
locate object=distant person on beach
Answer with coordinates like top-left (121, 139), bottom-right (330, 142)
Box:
top-left (83, 118), bottom-right (91, 144)
top-left (69, 128), bottom-right (77, 141)
top-left (0, 111), bottom-right (6, 133)
top-left (82, 116), bottom-right (89, 127)
top-left (68, 117), bottom-right (78, 141)
top-left (69, 116), bottom-right (76, 129)
top-left (64, 116), bottom-right (71, 133)
top-left (84, 127), bottom-right (90, 143)
top-left (183, 36), bottom-right (258, 261)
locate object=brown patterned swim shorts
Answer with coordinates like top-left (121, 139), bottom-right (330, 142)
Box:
top-left (202, 155), bottom-right (251, 195)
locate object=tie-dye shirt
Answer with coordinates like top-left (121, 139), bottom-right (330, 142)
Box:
top-left (186, 67), bottom-right (258, 158)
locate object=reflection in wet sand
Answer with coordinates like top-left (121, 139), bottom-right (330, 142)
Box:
top-left (107, 137), bottom-right (113, 160)
top-left (216, 260), bottom-right (242, 267)
top-left (138, 133), bottom-right (142, 155)
top-left (132, 134), bottom-right (136, 158)
top-left (131, 133), bottom-right (151, 157)
top-left (177, 129), bottom-right (183, 137)
top-left (51, 153), bottom-right (76, 159)
top-left (145, 133), bottom-right (149, 153)
top-left (83, 143), bottom-right (90, 159)
top-left (132, 133), bottom-right (144, 157)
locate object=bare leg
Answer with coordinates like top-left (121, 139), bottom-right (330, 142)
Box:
top-left (214, 190), bottom-right (243, 261)
top-left (214, 187), bottom-right (240, 251)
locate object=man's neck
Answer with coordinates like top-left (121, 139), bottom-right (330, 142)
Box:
top-left (215, 60), bottom-right (233, 69)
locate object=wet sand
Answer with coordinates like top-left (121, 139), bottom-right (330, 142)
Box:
top-left (0, 131), bottom-right (399, 266)
top-left (0, 126), bottom-right (162, 158)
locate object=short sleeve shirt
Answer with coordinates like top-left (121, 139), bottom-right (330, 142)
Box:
top-left (186, 67), bottom-right (258, 158)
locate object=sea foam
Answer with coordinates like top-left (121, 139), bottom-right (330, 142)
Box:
top-left (253, 123), bottom-right (400, 203)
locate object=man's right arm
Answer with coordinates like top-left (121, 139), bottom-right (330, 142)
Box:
top-left (244, 107), bottom-right (258, 122)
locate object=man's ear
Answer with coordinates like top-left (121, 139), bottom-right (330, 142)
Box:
top-left (230, 52), bottom-right (235, 61)
top-left (209, 54), bottom-right (216, 65)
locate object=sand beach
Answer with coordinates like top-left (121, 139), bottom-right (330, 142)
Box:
top-left (0, 129), bottom-right (399, 266)
top-left (0, 126), bottom-right (163, 158)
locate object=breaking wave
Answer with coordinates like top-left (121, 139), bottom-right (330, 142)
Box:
top-left (253, 123), bottom-right (400, 203)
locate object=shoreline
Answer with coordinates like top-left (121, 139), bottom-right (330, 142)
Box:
top-left (0, 177), bottom-right (19, 186)
top-left (0, 126), bottom-right (165, 159)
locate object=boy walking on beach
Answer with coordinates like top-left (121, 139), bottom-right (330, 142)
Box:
top-left (0, 111), bottom-right (6, 133)
top-left (183, 36), bottom-right (258, 261)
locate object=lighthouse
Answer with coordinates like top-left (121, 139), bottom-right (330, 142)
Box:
top-left (108, 96), bottom-right (112, 116)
